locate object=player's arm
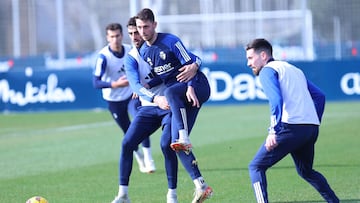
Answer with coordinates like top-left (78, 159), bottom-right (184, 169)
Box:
top-left (147, 75), bottom-right (163, 88)
top-left (170, 37), bottom-right (203, 107)
top-left (93, 54), bottom-right (112, 89)
top-left (169, 36), bottom-right (200, 83)
top-left (124, 54), bottom-right (155, 101)
top-left (177, 53), bottom-right (201, 83)
top-left (259, 67), bottom-right (282, 151)
top-left (93, 54), bottom-right (128, 88)
top-left (259, 67), bottom-right (283, 135)
top-left (307, 80), bottom-right (326, 122)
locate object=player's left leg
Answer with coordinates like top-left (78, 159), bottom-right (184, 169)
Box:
top-left (167, 72), bottom-right (210, 153)
top-left (164, 83), bottom-right (192, 153)
top-left (192, 71), bottom-right (211, 105)
top-left (291, 125), bottom-right (339, 203)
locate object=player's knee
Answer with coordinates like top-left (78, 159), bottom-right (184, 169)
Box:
top-left (160, 140), bottom-right (170, 152)
top-left (163, 88), bottom-right (173, 99)
top-left (296, 168), bottom-right (313, 180)
top-left (248, 160), bottom-right (258, 171)
top-left (122, 139), bottom-right (136, 152)
top-left (164, 85), bottom-right (182, 97)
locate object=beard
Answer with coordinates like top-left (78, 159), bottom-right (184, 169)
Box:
top-left (252, 68), bottom-right (260, 76)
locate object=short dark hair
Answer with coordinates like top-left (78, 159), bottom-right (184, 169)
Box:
top-left (105, 23), bottom-right (122, 34)
top-left (246, 38), bottom-right (273, 56)
top-left (136, 8), bottom-right (155, 22)
top-left (127, 16), bottom-right (137, 27)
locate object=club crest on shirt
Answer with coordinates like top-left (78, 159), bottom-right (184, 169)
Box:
top-left (146, 57), bottom-right (153, 67)
top-left (159, 51), bottom-right (166, 60)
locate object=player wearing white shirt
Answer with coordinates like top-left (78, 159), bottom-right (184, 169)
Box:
top-left (93, 23), bottom-right (154, 174)
top-left (246, 38), bottom-right (339, 203)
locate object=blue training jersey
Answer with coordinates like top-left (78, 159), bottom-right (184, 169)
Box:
top-left (259, 60), bottom-right (325, 134)
top-left (139, 33), bottom-right (201, 86)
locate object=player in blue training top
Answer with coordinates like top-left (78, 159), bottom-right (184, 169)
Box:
top-left (111, 16), bottom-right (213, 203)
top-left (136, 8), bottom-right (211, 155)
top-left (92, 23), bottom-right (155, 174)
top-left (246, 38), bottom-right (339, 203)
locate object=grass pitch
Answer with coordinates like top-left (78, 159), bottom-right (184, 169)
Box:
top-left (0, 102), bottom-right (359, 202)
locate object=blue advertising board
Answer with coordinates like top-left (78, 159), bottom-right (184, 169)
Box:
top-left (0, 60), bottom-right (359, 112)
top-left (203, 60), bottom-right (360, 104)
top-left (0, 68), bottom-right (106, 112)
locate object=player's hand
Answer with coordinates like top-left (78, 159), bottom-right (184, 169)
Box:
top-left (112, 75), bottom-right (129, 88)
top-left (265, 133), bottom-right (278, 151)
top-left (154, 95), bottom-right (170, 110)
top-left (143, 83), bottom-right (150, 89)
top-left (132, 93), bottom-right (139, 99)
top-left (176, 63), bottom-right (198, 82)
top-left (186, 86), bottom-right (200, 108)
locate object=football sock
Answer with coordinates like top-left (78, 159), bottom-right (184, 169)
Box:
top-left (118, 185), bottom-right (128, 196)
top-left (193, 177), bottom-right (206, 189)
top-left (178, 129), bottom-right (188, 141)
top-left (142, 147), bottom-right (153, 162)
top-left (167, 188), bottom-right (177, 196)
top-left (133, 150), bottom-right (143, 165)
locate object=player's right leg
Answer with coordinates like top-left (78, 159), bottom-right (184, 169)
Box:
top-left (108, 98), bottom-right (148, 172)
top-left (248, 138), bottom-right (292, 203)
top-left (128, 97), bottom-right (156, 173)
top-left (112, 107), bottom-right (162, 202)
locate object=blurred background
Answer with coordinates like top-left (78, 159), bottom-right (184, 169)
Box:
top-left (1, 0), bottom-right (359, 112)
top-left (1, 0), bottom-right (360, 66)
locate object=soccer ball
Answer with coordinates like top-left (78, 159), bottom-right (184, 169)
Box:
top-left (26, 196), bottom-right (48, 203)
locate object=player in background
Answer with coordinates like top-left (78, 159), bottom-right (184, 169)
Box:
top-left (111, 16), bottom-right (212, 203)
top-left (245, 38), bottom-right (339, 203)
top-left (136, 8), bottom-right (210, 157)
top-left (93, 23), bottom-right (155, 173)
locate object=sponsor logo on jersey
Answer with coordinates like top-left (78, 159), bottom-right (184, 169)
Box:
top-left (154, 63), bottom-right (174, 75)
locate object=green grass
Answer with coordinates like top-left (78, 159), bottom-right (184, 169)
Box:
top-left (0, 102), bottom-right (359, 203)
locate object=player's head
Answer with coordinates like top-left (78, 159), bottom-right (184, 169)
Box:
top-left (136, 8), bottom-right (157, 43)
top-left (136, 8), bottom-right (155, 22)
top-left (246, 38), bottom-right (273, 76)
top-left (127, 16), bottom-right (144, 48)
top-left (105, 23), bottom-right (123, 50)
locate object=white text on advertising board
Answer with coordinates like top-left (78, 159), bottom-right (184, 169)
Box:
top-left (341, 72), bottom-right (360, 95)
top-left (202, 67), bottom-right (267, 101)
top-left (0, 72), bottom-right (75, 106)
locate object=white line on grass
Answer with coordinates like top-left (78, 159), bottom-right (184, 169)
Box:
top-left (0, 121), bottom-right (114, 139)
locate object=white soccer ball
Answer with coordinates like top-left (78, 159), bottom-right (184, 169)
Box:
top-left (26, 196), bottom-right (48, 203)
